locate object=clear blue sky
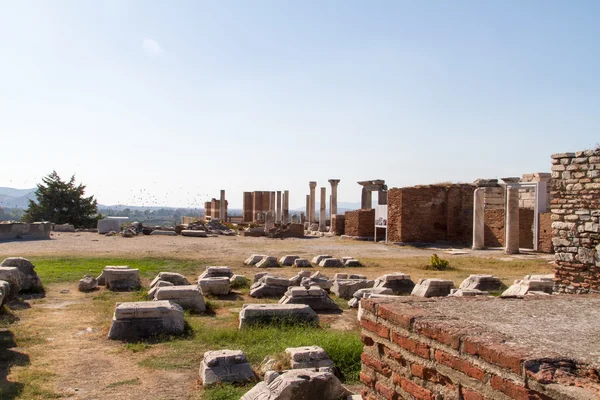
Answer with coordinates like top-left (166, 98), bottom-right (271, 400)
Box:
top-left (1, 1), bottom-right (598, 209)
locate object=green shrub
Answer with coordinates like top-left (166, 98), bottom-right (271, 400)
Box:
top-left (427, 254), bottom-right (450, 270)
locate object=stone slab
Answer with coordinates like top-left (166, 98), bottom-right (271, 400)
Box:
top-left (244, 254), bottom-right (267, 266)
top-left (150, 272), bottom-right (190, 288)
top-left (154, 285), bottom-right (206, 312)
top-left (293, 258), bottom-right (312, 268)
top-left (239, 304), bottom-right (319, 328)
top-left (256, 256), bottom-right (279, 268)
top-left (199, 266), bottom-right (233, 280)
top-left (200, 350), bottom-right (255, 386)
top-left (285, 346), bottom-right (334, 369)
top-left (108, 300), bottom-right (184, 340)
top-left (411, 278), bottom-right (455, 297)
top-left (181, 230), bottom-right (207, 237)
top-left (278, 286), bottom-right (341, 311)
top-left (198, 277), bottom-right (230, 296)
top-left (103, 268), bottom-right (141, 291)
top-left (279, 255), bottom-right (300, 266)
top-left (332, 279), bottom-right (374, 299)
top-left (312, 255), bottom-right (332, 265)
top-left (319, 258), bottom-right (343, 268)
top-left (150, 230), bottom-right (177, 236)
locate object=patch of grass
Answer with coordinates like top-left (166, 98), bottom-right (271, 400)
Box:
top-left (105, 378), bottom-right (140, 389)
top-left (124, 342), bottom-right (151, 353)
top-left (333, 296), bottom-right (351, 310)
top-left (203, 383), bottom-right (254, 400)
top-left (8, 367), bottom-right (64, 399)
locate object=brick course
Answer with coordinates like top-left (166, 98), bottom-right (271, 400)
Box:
top-left (344, 209), bottom-right (376, 238)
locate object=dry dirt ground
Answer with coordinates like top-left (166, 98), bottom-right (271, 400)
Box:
top-left (0, 233), bottom-right (555, 399)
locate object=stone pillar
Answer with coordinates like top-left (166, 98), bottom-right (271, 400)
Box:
top-left (378, 190), bottom-right (387, 205)
top-left (219, 190), bottom-right (226, 222)
top-left (361, 187), bottom-right (372, 210)
top-left (309, 182), bottom-right (317, 222)
top-left (505, 186), bottom-right (520, 254)
top-left (305, 195), bottom-right (310, 224)
top-left (319, 187), bottom-right (326, 232)
top-left (243, 192), bottom-right (253, 223)
top-left (270, 192), bottom-right (276, 214)
top-left (264, 210), bottom-right (275, 232)
top-left (276, 191), bottom-right (282, 223)
top-left (472, 188), bottom-right (485, 250)
top-left (252, 191), bottom-right (263, 222)
top-left (282, 190), bottom-right (290, 224)
top-left (328, 179), bottom-right (340, 215)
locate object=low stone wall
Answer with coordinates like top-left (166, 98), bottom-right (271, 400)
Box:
top-left (331, 214), bottom-right (345, 236)
top-left (344, 209), bottom-right (375, 239)
top-left (360, 296), bottom-right (600, 400)
top-left (0, 222), bottom-right (51, 241)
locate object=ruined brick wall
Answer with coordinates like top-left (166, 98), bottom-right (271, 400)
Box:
top-left (344, 209), bottom-right (375, 238)
top-left (539, 212), bottom-right (553, 253)
top-left (484, 209), bottom-right (505, 247)
top-left (551, 149), bottom-right (600, 293)
top-left (243, 192), bottom-right (253, 223)
top-left (387, 185), bottom-right (474, 244)
top-left (359, 297), bottom-right (599, 400)
top-left (204, 202), bottom-right (212, 218)
top-left (519, 208), bottom-right (534, 249)
top-left (331, 214), bottom-right (345, 236)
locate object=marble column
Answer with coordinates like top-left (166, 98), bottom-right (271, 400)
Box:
top-left (276, 191), bottom-right (282, 223)
top-left (328, 179), bottom-right (340, 215)
top-left (319, 187), bottom-right (326, 232)
top-left (305, 195), bottom-right (310, 223)
top-left (282, 190), bottom-right (290, 224)
top-left (472, 188), bottom-right (485, 250)
top-left (378, 190), bottom-right (387, 205)
top-left (309, 181), bottom-right (317, 223)
top-left (505, 186), bottom-right (520, 254)
top-left (219, 190), bottom-right (226, 222)
top-left (361, 187), bottom-right (372, 210)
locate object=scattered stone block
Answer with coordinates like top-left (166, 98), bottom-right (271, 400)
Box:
top-left (341, 257), bottom-right (353, 263)
top-left (278, 286), bottom-right (341, 311)
top-left (107, 300), bottom-right (184, 340)
top-left (289, 270), bottom-right (312, 286)
top-left (199, 266), bottom-right (233, 280)
top-left (374, 273), bottom-right (415, 295)
top-left (198, 277), bottom-right (230, 296)
top-left (279, 255), bottom-right (300, 266)
top-left (256, 256), bottom-right (279, 268)
top-left (154, 285), bottom-right (205, 312)
top-left (103, 268), bottom-right (141, 291)
top-left (147, 280), bottom-right (174, 298)
top-left (200, 350), bottom-right (255, 386)
top-left (150, 230), bottom-right (177, 236)
top-left (254, 272), bottom-right (270, 283)
top-left (239, 304), bottom-right (319, 328)
top-left (244, 254), bottom-right (267, 266)
top-left (331, 279), bottom-right (374, 299)
top-left (0, 257), bottom-right (43, 292)
top-left (319, 258), bottom-right (343, 268)
top-left (53, 223), bottom-right (75, 232)
top-left (0, 280), bottom-right (9, 305)
top-left (343, 259), bottom-right (362, 267)
top-left (0, 267), bottom-right (22, 298)
top-left (97, 266), bottom-right (130, 286)
top-left (240, 369), bottom-right (350, 400)
top-left (150, 272), bottom-right (190, 288)
top-left (348, 287), bottom-right (393, 308)
top-left (250, 275), bottom-right (290, 298)
top-left (230, 274), bottom-right (248, 287)
top-left (284, 346), bottom-right (334, 369)
top-left (301, 272), bottom-right (332, 291)
top-left (293, 258), bottom-right (312, 268)
top-left (449, 289), bottom-right (489, 297)
top-left (459, 274), bottom-right (503, 292)
top-left (501, 275), bottom-right (554, 298)
top-left (97, 219), bottom-right (121, 234)
top-left (78, 275), bottom-right (98, 292)
top-left (411, 278), bottom-right (455, 297)
top-left (312, 255), bottom-right (332, 265)
top-left (181, 230), bottom-right (207, 237)
top-left (334, 273), bottom-right (366, 280)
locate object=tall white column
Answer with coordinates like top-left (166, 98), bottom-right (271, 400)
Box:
top-left (309, 182), bottom-right (317, 223)
top-left (328, 179), bottom-right (340, 215)
top-left (219, 190), bottom-right (226, 222)
top-left (319, 187), bottom-right (326, 232)
top-left (472, 188), bottom-right (485, 250)
top-left (505, 186), bottom-right (520, 254)
top-left (282, 190), bottom-right (290, 224)
top-left (276, 191), bottom-right (281, 223)
top-left (305, 195), bottom-right (310, 224)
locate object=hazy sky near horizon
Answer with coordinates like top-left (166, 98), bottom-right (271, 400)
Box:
top-left (1, 1), bottom-right (599, 209)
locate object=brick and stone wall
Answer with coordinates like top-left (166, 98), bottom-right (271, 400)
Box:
top-left (484, 209), bottom-right (504, 247)
top-left (331, 214), bottom-right (345, 236)
top-left (539, 212), bottom-right (553, 254)
top-left (551, 149), bottom-right (600, 293)
top-left (519, 208), bottom-right (534, 249)
top-left (359, 297), bottom-right (600, 400)
top-left (387, 184), bottom-right (474, 244)
top-left (345, 209), bottom-right (375, 239)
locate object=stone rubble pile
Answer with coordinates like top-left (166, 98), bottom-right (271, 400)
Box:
top-left (348, 287), bottom-right (393, 308)
top-left (239, 304), bottom-right (319, 329)
top-left (0, 257), bottom-right (43, 292)
top-left (250, 275), bottom-right (290, 298)
top-left (331, 278), bottom-right (374, 299)
top-left (459, 274), bottom-right (503, 292)
top-left (373, 273), bottom-right (415, 294)
top-left (199, 350), bottom-right (255, 386)
top-left (411, 278), bottom-right (455, 297)
top-left (501, 274), bottom-right (554, 298)
top-left (278, 286), bottom-right (341, 311)
top-left (301, 272), bottom-right (332, 291)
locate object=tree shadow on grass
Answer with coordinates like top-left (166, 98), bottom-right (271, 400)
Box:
top-left (0, 331), bottom-right (28, 399)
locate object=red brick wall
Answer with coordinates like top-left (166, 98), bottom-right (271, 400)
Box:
top-left (484, 209), bottom-right (504, 247)
top-left (538, 212), bottom-right (553, 253)
top-left (243, 192), bottom-right (253, 223)
top-left (519, 208), bottom-right (534, 249)
top-left (345, 209), bottom-right (375, 238)
top-left (360, 297), bottom-right (599, 400)
top-left (331, 214), bottom-right (345, 236)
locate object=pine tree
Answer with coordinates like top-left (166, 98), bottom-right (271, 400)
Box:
top-left (21, 171), bottom-right (101, 228)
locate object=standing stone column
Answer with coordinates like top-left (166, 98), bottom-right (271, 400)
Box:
top-left (378, 190), bottom-right (387, 205)
top-left (219, 190), bottom-right (226, 222)
top-left (472, 188), bottom-right (485, 250)
top-left (319, 187), bottom-right (326, 232)
top-left (361, 187), bottom-right (372, 210)
top-left (305, 195), bottom-right (310, 224)
top-left (309, 182), bottom-right (317, 223)
top-left (505, 186), bottom-right (520, 254)
top-left (328, 179), bottom-right (340, 215)
top-left (276, 191), bottom-right (282, 223)
top-left (270, 192), bottom-right (276, 215)
top-left (282, 190), bottom-right (290, 224)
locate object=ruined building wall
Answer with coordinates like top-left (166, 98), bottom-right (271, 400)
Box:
top-left (242, 192), bottom-right (253, 223)
top-left (552, 149), bottom-right (600, 293)
top-left (387, 184), bottom-right (474, 244)
top-left (344, 209), bottom-right (375, 238)
top-left (539, 212), bottom-right (553, 254)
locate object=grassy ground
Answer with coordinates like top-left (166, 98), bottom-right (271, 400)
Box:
top-left (0, 254), bottom-right (552, 399)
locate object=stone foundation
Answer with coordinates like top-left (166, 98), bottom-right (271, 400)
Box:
top-left (0, 222), bottom-right (51, 241)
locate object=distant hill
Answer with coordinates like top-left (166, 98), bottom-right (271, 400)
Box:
top-left (0, 187), bottom-right (36, 208)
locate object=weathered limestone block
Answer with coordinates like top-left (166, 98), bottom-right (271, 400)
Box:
top-left (245, 254), bottom-right (268, 266)
top-left (150, 272), bottom-right (190, 288)
top-left (284, 346), bottom-right (334, 369)
top-left (239, 304), bottom-right (319, 328)
top-left (0, 257), bottom-right (43, 292)
top-left (319, 258), bottom-right (343, 268)
top-left (154, 285), bottom-right (205, 312)
top-left (411, 279), bottom-right (455, 297)
top-left (301, 272), bottom-right (332, 291)
top-left (348, 287), bottom-right (393, 308)
top-left (53, 223), bottom-right (75, 232)
top-left (250, 276), bottom-right (290, 298)
top-left (147, 280), bottom-right (174, 298)
top-left (373, 273), bottom-right (415, 295)
top-left (293, 258), bottom-right (312, 268)
top-left (501, 274), bottom-right (554, 298)
top-left (0, 280), bottom-right (10, 305)
top-left (0, 267), bottom-right (22, 298)
top-left (449, 288), bottom-right (489, 297)
top-left (150, 230), bottom-right (177, 236)
top-left (78, 275), bottom-right (98, 292)
top-left (200, 350), bottom-right (255, 386)
top-left (334, 273), bottom-right (367, 280)
top-left (343, 259), bottom-right (362, 267)
top-left (198, 277), bottom-right (230, 296)
top-left (230, 274), bottom-right (249, 287)
top-left (240, 369), bottom-right (350, 400)
top-left (107, 301), bottom-right (184, 340)
top-left (181, 230), bottom-right (207, 237)
top-left (312, 255), bottom-right (332, 265)
top-left (331, 279), bottom-right (374, 299)
top-left (278, 286), bottom-right (341, 311)
top-left (279, 255), bottom-right (300, 266)
top-left (102, 268), bottom-right (140, 291)
top-left (459, 274), bottom-right (503, 292)
top-left (256, 256), bottom-right (279, 268)
top-left (254, 272), bottom-right (270, 283)
top-left (97, 266), bottom-right (130, 286)
top-left (199, 266), bottom-right (233, 280)
top-left (288, 271), bottom-right (312, 286)
top-left (97, 219), bottom-right (121, 234)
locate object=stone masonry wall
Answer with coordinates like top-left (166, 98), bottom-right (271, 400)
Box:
top-left (344, 209), bottom-right (375, 239)
top-left (484, 209), bottom-right (504, 247)
top-left (331, 214), bottom-right (345, 236)
top-left (551, 149), bottom-right (600, 293)
top-left (539, 212), bottom-right (553, 254)
top-left (519, 208), bottom-right (534, 249)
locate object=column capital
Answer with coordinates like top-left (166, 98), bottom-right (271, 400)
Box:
top-left (328, 179), bottom-right (341, 186)
top-left (309, 181), bottom-right (317, 189)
